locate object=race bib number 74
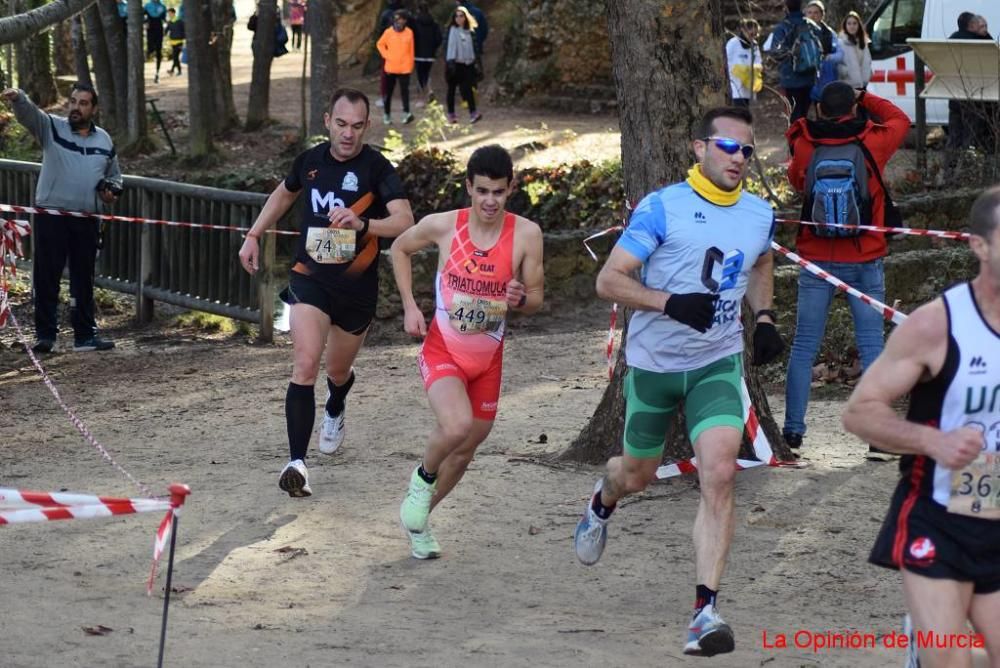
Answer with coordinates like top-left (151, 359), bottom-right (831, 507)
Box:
top-left (306, 227), bottom-right (356, 264)
top-left (949, 453), bottom-right (1000, 520)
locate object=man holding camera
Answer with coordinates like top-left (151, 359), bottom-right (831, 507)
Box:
top-left (2, 83), bottom-right (122, 352)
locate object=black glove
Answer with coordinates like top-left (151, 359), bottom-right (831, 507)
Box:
top-left (663, 292), bottom-right (718, 333)
top-left (753, 321), bottom-right (785, 366)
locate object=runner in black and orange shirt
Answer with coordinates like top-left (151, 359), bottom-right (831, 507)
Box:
top-left (239, 87), bottom-right (414, 498)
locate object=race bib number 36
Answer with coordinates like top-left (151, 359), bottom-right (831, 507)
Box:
top-left (449, 294), bottom-right (507, 334)
top-left (306, 227), bottom-right (355, 264)
top-left (949, 453), bottom-right (1000, 520)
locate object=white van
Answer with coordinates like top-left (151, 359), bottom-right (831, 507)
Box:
top-left (865, 0), bottom-right (1000, 124)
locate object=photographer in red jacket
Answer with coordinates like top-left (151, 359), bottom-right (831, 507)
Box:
top-left (782, 82), bottom-right (909, 459)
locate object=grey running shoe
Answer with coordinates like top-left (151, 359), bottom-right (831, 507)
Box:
top-left (278, 459), bottom-right (312, 498)
top-left (574, 479), bottom-right (609, 566)
top-left (684, 603), bottom-right (735, 657)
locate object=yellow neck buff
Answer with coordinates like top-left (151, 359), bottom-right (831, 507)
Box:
top-left (686, 164), bottom-right (741, 206)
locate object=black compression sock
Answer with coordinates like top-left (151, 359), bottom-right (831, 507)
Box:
top-left (695, 584), bottom-right (718, 612)
top-left (285, 382), bottom-right (315, 461)
top-left (326, 369), bottom-right (355, 417)
top-left (591, 486), bottom-right (616, 520)
top-left (417, 464), bottom-right (437, 484)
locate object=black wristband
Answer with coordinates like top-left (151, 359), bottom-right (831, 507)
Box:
top-left (756, 309), bottom-right (777, 321)
top-left (517, 293), bottom-right (527, 308)
top-left (359, 216), bottom-right (370, 237)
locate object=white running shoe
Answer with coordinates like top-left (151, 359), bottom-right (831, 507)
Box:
top-left (903, 614), bottom-right (921, 668)
top-left (318, 410), bottom-right (345, 455)
top-left (278, 459), bottom-right (312, 498)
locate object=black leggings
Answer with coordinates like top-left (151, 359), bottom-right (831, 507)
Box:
top-left (170, 44), bottom-right (182, 73)
top-left (291, 24), bottom-right (303, 49)
top-left (384, 73), bottom-right (410, 114)
top-left (446, 62), bottom-right (476, 114)
top-left (415, 60), bottom-right (433, 91)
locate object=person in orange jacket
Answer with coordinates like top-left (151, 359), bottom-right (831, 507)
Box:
top-left (782, 82), bottom-right (909, 459)
top-left (377, 10), bottom-right (415, 125)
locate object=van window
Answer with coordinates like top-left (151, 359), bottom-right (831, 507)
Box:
top-left (869, 0), bottom-right (926, 59)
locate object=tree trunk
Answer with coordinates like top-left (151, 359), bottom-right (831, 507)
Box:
top-left (208, 0), bottom-right (239, 131)
top-left (244, 0), bottom-right (276, 131)
top-left (124, 0), bottom-right (147, 149)
top-left (14, 0), bottom-right (58, 106)
top-left (560, 0), bottom-right (792, 466)
top-left (82, 4), bottom-right (117, 130)
top-left (70, 15), bottom-right (90, 84)
top-left (0, 0), bottom-right (98, 46)
top-left (183, 0), bottom-right (214, 156)
top-left (96, 0), bottom-right (127, 137)
top-left (307, 0), bottom-right (336, 136)
top-left (52, 18), bottom-right (74, 75)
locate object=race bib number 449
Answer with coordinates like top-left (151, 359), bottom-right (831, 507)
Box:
top-left (306, 227), bottom-right (355, 264)
top-left (949, 453), bottom-right (1000, 519)
top-left (449, 294), bottom-right (507, 334)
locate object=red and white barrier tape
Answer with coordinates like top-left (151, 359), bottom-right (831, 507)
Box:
top-left (5, 309), bottom-right (157, 498)
top-left (582, 225), bottom-right (626, 377)
top-left (0, 488), bottom-right (171, 524)
top-left (0, 485), bottom-right (190, 595)
top-left (0, 218), bottom-right (31, 328)
top-left (0, 202), bottom-right (299, 236)
top-left (776, 217), bottom-right (970, 241)
top-left (771, 241), bottom-right (908, 325)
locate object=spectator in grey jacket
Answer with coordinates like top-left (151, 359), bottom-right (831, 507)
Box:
top-left (1, 83), bottom-right (122, 353)
top-left (444, 6), bottom-right (481, 124)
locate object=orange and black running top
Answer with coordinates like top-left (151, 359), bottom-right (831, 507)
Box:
top-left (284, 142), bottom-right (407, 308)
top-left (431, 208), bottom-right (517, 372)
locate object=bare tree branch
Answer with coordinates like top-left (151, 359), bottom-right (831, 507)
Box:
top-left (0, 0), bottom-right (97, 46)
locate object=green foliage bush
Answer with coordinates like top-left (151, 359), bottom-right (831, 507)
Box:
top-left (396, 147), bottom-right (626, 230)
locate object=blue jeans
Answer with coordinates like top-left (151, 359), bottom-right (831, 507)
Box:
top-left (783, 259), bottom-right (886, 437)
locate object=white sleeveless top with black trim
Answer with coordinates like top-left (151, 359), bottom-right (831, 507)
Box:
top-left (904, 282), bottom-right (1000, 510)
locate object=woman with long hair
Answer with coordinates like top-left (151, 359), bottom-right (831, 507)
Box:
top-left (838, 11), bottom-right (872, 89)
top-left (444, 6), bottom-right (481, 124)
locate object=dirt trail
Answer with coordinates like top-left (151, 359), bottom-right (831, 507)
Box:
top-left (1, 302), bottom-right (914, 668)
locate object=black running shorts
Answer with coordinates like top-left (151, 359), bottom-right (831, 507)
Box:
top-left (280, 271), bottom-right (374, 335)
top-left (870, 486), bottom-right (1000, 594)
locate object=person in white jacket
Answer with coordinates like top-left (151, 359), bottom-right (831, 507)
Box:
top-left (838, 11), bottom-right (872, 89)
top-left (725, 18), bottom-right (762, 107)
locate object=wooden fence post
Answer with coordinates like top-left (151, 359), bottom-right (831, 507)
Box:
top-left (136, 191), bottom-right (155, 323)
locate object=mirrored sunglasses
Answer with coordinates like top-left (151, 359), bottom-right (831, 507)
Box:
top-left (704, 136), bottom-right (755, 159)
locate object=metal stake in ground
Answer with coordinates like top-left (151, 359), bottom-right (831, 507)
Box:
top-left (157, 484), bottom-right (190, 668)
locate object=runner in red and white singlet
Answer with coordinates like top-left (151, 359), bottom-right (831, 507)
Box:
top-left (419, 206), bottom-right (516, 417)
top-left (390, 145), bottom-right (544, 560)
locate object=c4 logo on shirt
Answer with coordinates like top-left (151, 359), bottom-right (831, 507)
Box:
top-left (700, 247), bottom-right (745, 292)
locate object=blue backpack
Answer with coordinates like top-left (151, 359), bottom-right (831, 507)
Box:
top-left (803, 142), bottom-right (872, 238)
top-left (786, 20), bottom-right (823, 75)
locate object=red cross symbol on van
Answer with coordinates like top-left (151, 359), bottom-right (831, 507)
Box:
top-left (871, 56), bottom-right (934, 95)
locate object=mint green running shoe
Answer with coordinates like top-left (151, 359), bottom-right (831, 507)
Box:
top-left (406, 525), bottom-right (442, 560)
top-left (399, 467), bottom-right (436, 533)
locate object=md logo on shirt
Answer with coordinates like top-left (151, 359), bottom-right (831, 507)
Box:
top-left (311, 189), bottom-right (346, 214)
top-left (700, 247), bottom-right (745, 292)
